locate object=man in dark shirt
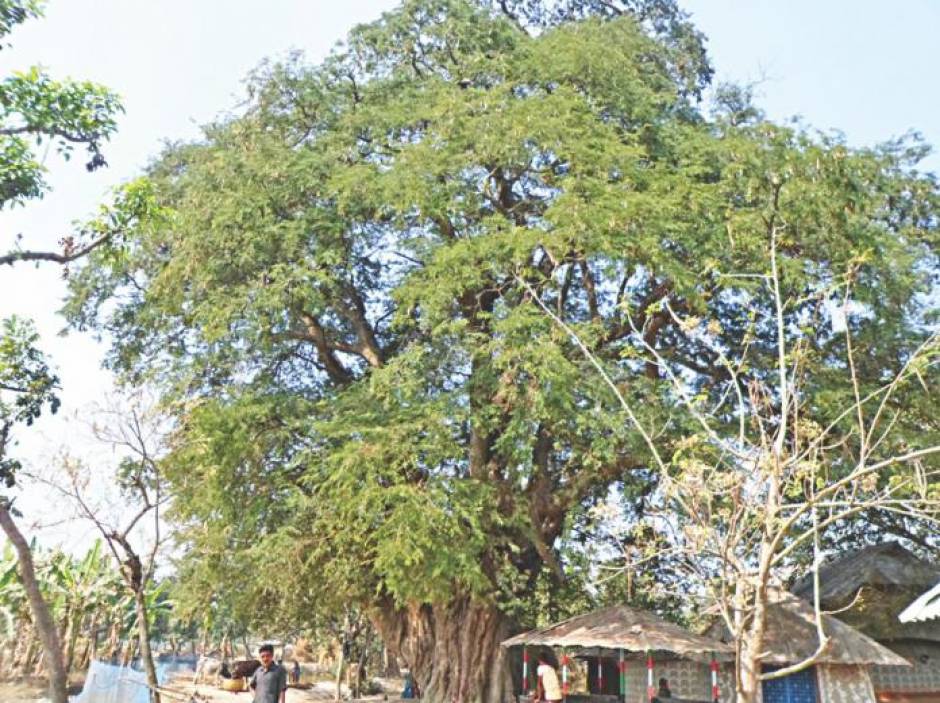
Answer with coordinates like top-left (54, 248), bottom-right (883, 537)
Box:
top-left (250, 644), bottom-right (288, 703)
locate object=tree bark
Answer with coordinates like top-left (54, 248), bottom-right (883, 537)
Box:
top-left (81, 612), bottom-right (99, 671)
top-left (376, 597), bottom-right (514, 703)
top-left (737, 639), bottom-right (761, 703)
top-left (735, 583), bottom-right (766, 703)
top-left (134, 589), bottom-right (161, 703)
top-left (0, 505), bottom-right (69, 703)
top-left (334, 641), bottom-right (346, 701)
top-left (62, 606), bottom-right (82, 675)
top-left (11, 620), bottom-right (29, 675)
top-left (107, 620), bottom-right (120, 661)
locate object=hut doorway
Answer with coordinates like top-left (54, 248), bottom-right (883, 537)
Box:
top-left (585, 656), bottom-right (620, 696)
top-left (761, 666), bottom-right (818, 703)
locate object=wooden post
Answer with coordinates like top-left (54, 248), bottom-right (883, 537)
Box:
top-left (619, 650), bottom-right (626, 703)
top-left (561, 650), bottom-right (569, 703)
top-left (523, 646), bottom-right (530, 695)
top-left (710, 654), bottom-right (720, 703)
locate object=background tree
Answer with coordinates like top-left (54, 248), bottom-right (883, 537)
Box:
top-left (0, 1), bottom-right (123, 700)
top-left (65, 1), bottom-right (938, 701)
top-left (0, 540), bottom-right (132, 683)
top-left (0, 317), bottom-right (68, 702)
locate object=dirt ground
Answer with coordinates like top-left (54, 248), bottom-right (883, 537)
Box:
top-left (0, 679), bottom-right (47, 703)
top-left (0, 672), bottom-right (404, 702)
top-left (164, 674), bottom-right (404, 703)
top-left (0, 676), bottom-right (83, 703)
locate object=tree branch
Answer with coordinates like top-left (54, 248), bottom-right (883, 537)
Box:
top-left (0, 233), bottom-right (112, 267)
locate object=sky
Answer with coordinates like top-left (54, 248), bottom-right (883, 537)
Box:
top-left (0, 0), bottom-right (937, 554)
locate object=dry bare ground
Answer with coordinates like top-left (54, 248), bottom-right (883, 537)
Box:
top-left (0, 676), bottom-right (85, 703)
top-left (164, 674), bottom-right (405, 703)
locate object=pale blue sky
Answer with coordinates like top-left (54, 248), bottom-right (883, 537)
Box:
top-left (0, 0), bottom-right (937, 551)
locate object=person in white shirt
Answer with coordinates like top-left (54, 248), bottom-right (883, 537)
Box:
top-left (536, 653), bottom-right (563, 703)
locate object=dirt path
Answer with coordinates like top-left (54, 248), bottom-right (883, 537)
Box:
top-left (0, 676), bottom-right (84, 703)
top-left (164, 674), bottom-right (395, 703)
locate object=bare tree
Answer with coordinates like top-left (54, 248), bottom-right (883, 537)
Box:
top-left (517, 229), bottom-right (940, 703)
top-left (39, 395), bottom-right (170, 703)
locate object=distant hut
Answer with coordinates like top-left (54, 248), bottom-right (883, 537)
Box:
top-left (791, 543), bottom-right (940, 699)
top-left (709, 591), bottom-right (909, 703)
top-left (502, 604), bottom-right (734, 702)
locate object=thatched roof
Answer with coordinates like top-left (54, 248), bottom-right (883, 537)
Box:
top-left (792, 543), bottom-right (940, 603)
top-left (501, 605), bottom-right (734, 662)
top-left (900, 582), bottom-right (940, 623)
top-left (791, 542), bottom-right (940, 642)
top-left (709, 591), bottom-right (910, 667)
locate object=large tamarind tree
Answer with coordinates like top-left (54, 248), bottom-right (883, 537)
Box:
top-left (65, 1), bottom-right (938, 701)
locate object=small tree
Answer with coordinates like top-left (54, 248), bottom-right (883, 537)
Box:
top-left (522, 229), bottom-right (940, 702)
top-left (43, 396), bottom-right (170, 703)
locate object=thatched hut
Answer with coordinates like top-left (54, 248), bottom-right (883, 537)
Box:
top-left (502, 604), bottom-right (733, 702)
top-left (791, 543), bottom-right (940, 700)
top-left (709, 591), bottom-right (909, 703)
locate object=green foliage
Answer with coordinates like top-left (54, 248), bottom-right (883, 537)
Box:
top-left (65, 0), bottom-right (938, 636)
top-left (0, 538), bottom-right (155, 664)
top-left (0, 0), bottom-right (123, 492)
top-left (0, 0), bottom-right (42, 45)
top-left (0, 317), bottom-right (58, 485)
top-left (0, 66), bottom-right (121, 188)
top-left (0, 56), bottom-right (121, 207)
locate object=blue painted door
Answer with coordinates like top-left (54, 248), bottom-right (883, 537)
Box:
top-left (761, 667), bottom-right (818, 703)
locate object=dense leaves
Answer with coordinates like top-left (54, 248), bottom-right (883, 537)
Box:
top-left (65, 0), bottom-right (937, 679)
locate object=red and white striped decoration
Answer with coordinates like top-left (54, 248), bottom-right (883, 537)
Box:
top-left (522, 648), bottom-right (529, 693)
top-left (562, 654), bottom-right (570, 700)
top-left (710, 657), bottom-right (720, 702)
top-left (597, 657), bottom-right (604, 691)
top-left (646, 653), bottom-right (654, 702)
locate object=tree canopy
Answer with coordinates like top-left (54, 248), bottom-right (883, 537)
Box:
top-left (64, 0), bottom-right (938, 698)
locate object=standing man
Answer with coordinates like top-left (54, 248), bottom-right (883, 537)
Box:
top-left (536, 653), bottom-right (563, 703)
top-left (292, 659), bottom-right (301, 685)
top-left (250, 644), bottom-right (288, 703)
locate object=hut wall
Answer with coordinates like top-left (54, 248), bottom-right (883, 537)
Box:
top-left (816, 664), bottom-right (876, 703)
top-left (718, 665), bottom-right (736, 703)
top-left (617, 659), bottom-right (714, 702)
top-left (870, 640), bottom-right (940, 693)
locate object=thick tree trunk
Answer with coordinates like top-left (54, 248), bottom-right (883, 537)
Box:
top-left (376, 597), bottom-right (514, 703)
top-left (736, 605), bottom-right (766, 703)
top-left (0, 505), bottom-right (68, 703)
top-left (737, 643), bottom-right (761, 703)
top-left (383, 645), bottom-right (402, 677)
top-left (134, 589), bottom-right (161, 703)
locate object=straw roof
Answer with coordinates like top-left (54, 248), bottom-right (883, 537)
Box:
top-left (792, 543), bottom-right (940, 603)
top-left (791, 542), bottom-right (940, 642)
top-left (501, 605), bottom-right (733, 662)
top-left (899, 582), bottom-right (940, 623)
top-left (709, 591), bottom-right (910, 667)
